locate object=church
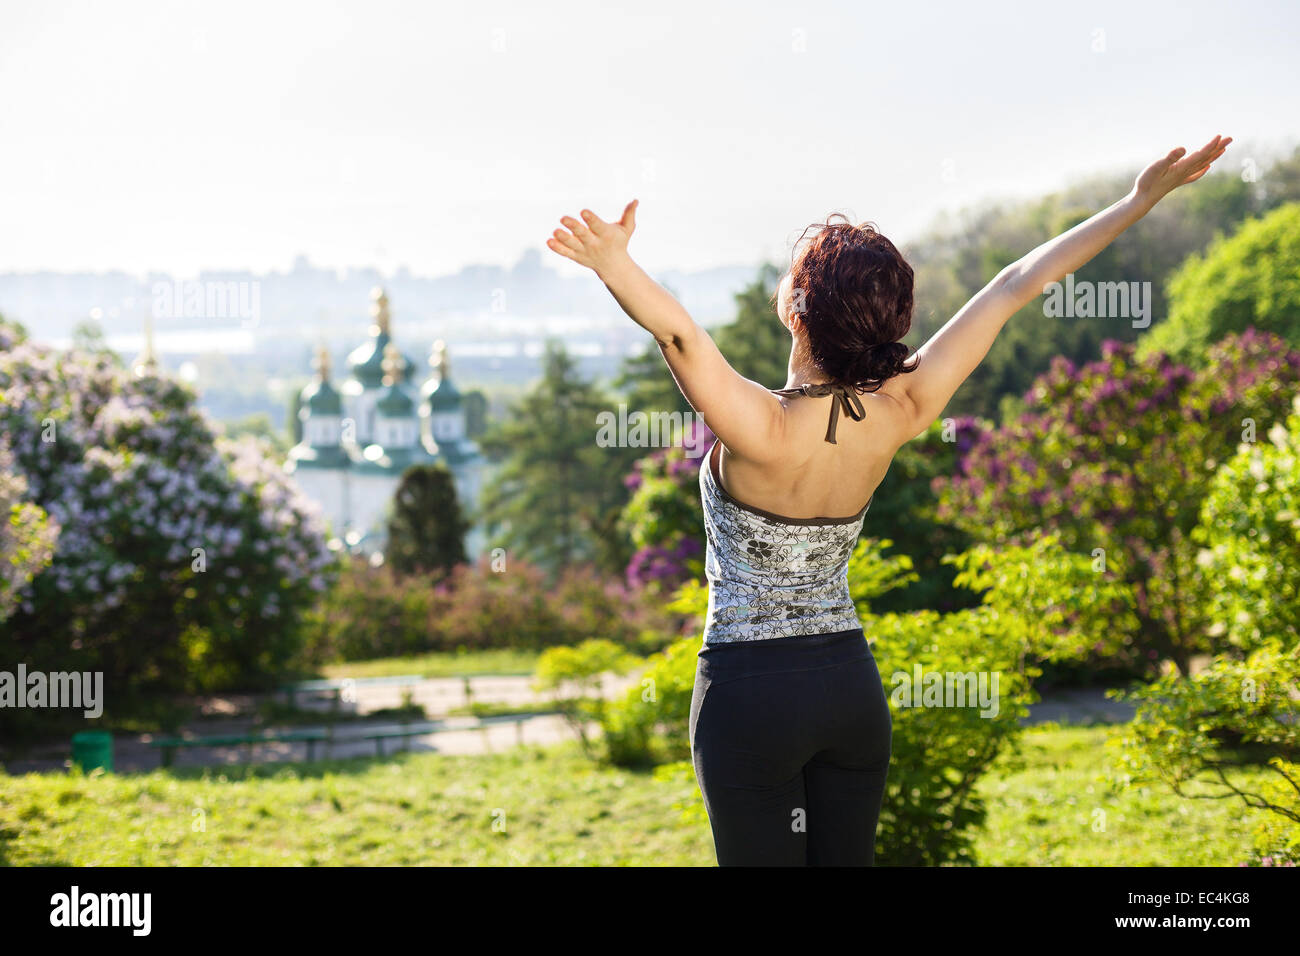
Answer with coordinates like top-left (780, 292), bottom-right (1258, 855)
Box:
top-left (285, 287), bottom-right (486, 559)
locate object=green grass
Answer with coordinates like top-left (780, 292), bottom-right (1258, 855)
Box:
top-left (0, 740), bottom-right (712, 866)
top-left (319, 648), bottom-right (541, 680)
top-left (0, 725), bottom-right (1276, 866)
top-left (974, 724), bottom-right (1270, 866)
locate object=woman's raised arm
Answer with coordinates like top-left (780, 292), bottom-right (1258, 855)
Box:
top-left (546, 201), bottom-right (788, 462)
top-left (889, 135), bottom-right (1231, 439)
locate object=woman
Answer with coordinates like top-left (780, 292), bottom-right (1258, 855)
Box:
top-left (545, 135), bottom-right (1230, 866)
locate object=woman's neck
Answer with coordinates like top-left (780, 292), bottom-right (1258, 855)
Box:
top-left (783, 339), bottom-right (829, 390)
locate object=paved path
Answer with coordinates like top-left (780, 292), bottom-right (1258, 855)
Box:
top-left (3, 678), bottom-right (1134, 774)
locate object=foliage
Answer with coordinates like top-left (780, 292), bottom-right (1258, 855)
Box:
top-left (1107, 641), bottom-right (1300, 864)
top-left (618, 418), bottom-right (712, 590)
top-left (476, 340), bottom-right (641, 576)
top-left (0, 440), bottom-right (58, 623)
top-left (299, 554), bottom-right (675, 664)
top-left (384, 463), bottom-right (468, 578)
top-left (0, 323), bottom-right (337, 733)
top-left (599, 635), bottom-right (701, 767)
top-left (865, 605), bottom-right (1038, 865)
top-left (945, 532), bottom-right (1138, 665)
top-left (936, 331), bottom-right (1300, 676)
top-left (1140, 203), bottom-right (1300, 366)
top-left (1192, 391), bottom-right (1300, 652)
top-left (533, 639), bottom-right (643, 760)
top-left (857, 416), bottom-right (984, 613)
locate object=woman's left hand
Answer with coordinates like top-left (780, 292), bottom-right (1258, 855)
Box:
top-left (547, 200), bottom-right (639, 277)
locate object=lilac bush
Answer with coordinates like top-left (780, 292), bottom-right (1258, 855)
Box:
top-left (936, 329), bottom-right (1300, 676)
top-left (0, 322), bottom-right (337, 707)
top-left (0, 439), bottom-right (59, 622)
top-left (618, 419), bottom-right (714, 590)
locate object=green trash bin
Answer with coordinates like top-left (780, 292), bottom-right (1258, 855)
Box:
top-left (71, 731), bottom-right (113, 773)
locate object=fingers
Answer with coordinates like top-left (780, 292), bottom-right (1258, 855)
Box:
top-left (549, 204), bottom-right (636, 265)
top-left (1162, 146), bottom-right (1187, 167)
top-left (579, 208), bottom-right (611, 236)
top-left (545, 236), bottom-right (582, 263)
top-left (619, 199), bottom-right (638, 232)
top-left (550, 227), bottom-right (583, 253)
top-left (560, 215), bottom-right (593, 242)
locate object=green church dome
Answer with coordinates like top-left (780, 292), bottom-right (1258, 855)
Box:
top-left (420, 339), bottom-right (462, 411)
top-left (347, 287), bottom-right (416, 388)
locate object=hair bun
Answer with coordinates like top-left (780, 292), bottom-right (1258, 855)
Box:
top-left (832, 340), bottom-right (912, 388)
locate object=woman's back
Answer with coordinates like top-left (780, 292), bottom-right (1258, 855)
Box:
top-left (698, 382), bottom-right (913, 645)
top-left (711, 383), bottom-right (912, 521)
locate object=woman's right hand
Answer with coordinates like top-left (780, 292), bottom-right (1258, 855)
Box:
top-left (1132, 135), bottom-right (1232, 209)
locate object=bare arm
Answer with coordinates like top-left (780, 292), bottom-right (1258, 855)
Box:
top-left (889, 135), bottom-right (1232, 439)
top-left (546, 201), bottom-right (786, 461)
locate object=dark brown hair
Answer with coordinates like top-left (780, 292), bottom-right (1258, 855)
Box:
top-left (777, 213), bottom-right (919, 392)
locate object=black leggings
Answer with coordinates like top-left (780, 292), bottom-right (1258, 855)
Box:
top-left (689, 627), bottom-right (892, 866)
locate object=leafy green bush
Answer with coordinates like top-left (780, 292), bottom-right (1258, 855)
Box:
top-left (1140, 203), bottom-right (1300, 366)
top-left (1107, 642), bottom-right (1300, 865)
top-left (598, 635), bottom-right (701, 767)
top-left (0, 322), bottom-right (337, 735)
top-left (534, 639), bottom-right (643, 760)
top-left (937, 331), bottom-right (1300, 677)
top-left (1193, 391), bottom-right (1300, 652)
top-left (299, 555), bottom-right (675, 664)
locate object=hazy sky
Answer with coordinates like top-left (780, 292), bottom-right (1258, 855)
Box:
top-left (1, 0), bottom-right (1296, 278)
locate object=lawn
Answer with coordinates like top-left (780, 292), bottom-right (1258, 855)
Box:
top-left (975, 724), bottom-right (1269, 866)
top-left (0, 726), bottom-right (1273, 866)
top-left (319, 648), bottom-right (541, 680)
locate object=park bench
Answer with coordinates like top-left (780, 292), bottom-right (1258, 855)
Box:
top-left (149, 728), bottom-right (330, 767)
top-left (279, 674), bottom-right (424, 709)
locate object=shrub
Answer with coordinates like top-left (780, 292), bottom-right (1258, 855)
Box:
top-left (298, 555), bottom-right (677, 664)
top-left (936, 331), bottom-right (1300, 676)
top-left (0, 326), bottom-right (336, 736)
top-left (1140, 203), bottom-right (1300, 366)
top-left (1107, 642), bottom-right (1300, 864)
top-left (533, 639), bottom-right (643, 760)
top-left (1193, 391), bottom-right (1300, 652)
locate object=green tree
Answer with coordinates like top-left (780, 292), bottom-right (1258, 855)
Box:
top-left (1140, 203), bottom-right (1300, 366)
top-left (1109, 642), bottom-right (1300, 865)
top-left (477, 340), bottom-right (638, 574)
top-left (223, 411), bottom-right (291, 457)
top-left (287, 387), bottom-right (304, 446)
top-left (70, 319), bottom-right (119, 361)
top-left (711, 262), bottom-right (789, 387)
top-left (384, 463), bottom-right (468, 578)
top-left (462, 389), bottom-right (488, 437)
top-left (613, 263), bottom-right (787, 415)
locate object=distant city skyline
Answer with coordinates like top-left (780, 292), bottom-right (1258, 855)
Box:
top-left (1, 0), bottom-right (1296, 279)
